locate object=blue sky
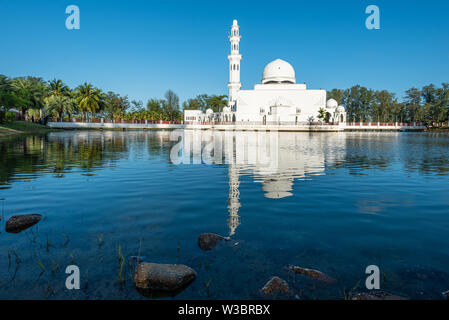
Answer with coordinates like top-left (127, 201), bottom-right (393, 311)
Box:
top-left (0, 0), bottom-right (448, 104)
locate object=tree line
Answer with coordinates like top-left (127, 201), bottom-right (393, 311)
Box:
top-left (327, 83), bottom-right (449, 124)
top-left (0, 74), bottom-right (228, 124)
top-left (1, 74), bottom-right (447, 125)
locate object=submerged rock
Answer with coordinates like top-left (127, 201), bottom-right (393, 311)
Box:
top-left (129, 256), bottom-right (146, 263)
top-left (260, 276), bottom-right (290, 296)
top-left (134, 262), bottom-right (196, 292)
top-left (5, 214), bottom-right (42, 233)
top-left (443, 290), bottom-right (449, 300)
top-left (351, 291), bottom-right (408, 300)
top-left (198, 233), bottom-right (230, 251)
top-left (287, 265), bottom-right (337, 284)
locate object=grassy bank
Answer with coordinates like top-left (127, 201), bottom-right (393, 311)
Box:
top-left (0, 121), bottom-right (61, 136)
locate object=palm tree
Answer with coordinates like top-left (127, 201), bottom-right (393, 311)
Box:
top-left (48, 79), bottom-right (70, 97)
top-left (317, 107), bottom-right (327, 122)
top-left (74, 83), bottom-right (102, 121)
top-left (10, 77), bottom-right (47, 118)
top-left (45, 95), bottom-right (76, 121)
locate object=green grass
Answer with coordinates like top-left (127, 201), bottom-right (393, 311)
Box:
top-left (0, 121), bottom-right (60, 136)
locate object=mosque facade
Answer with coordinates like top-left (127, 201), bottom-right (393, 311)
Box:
top-left (184, 20), bottom-right (346, 126)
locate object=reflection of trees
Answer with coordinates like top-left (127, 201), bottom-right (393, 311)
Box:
top-left (400, 135), bottom-right (449, 175)
top-left (327, 134), bottom-right (449, 176)
top-left (0, 133), bottom-right (128, 186)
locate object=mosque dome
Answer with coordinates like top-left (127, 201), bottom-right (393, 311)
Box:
top-left (222, 106), bottom-right (231, 113)
top-left (262, 59), bottom-right (296, 84)
top-left (206, 108), bottom-right (214, 115)
top-left (326, 99), bottom-right (338, 109)
top-left (336, 106), bottom-right (345, 113)
top-left (261, 178), bottom-right (293, 199)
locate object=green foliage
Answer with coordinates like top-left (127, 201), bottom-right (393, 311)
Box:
top-left (182, 94), bottom-right (228, 113)
top-left (328, 83), bottom-right (449, 123)
top-left (45, 95), bottom-right (76, 120)
top-left (1, 72), bottom-right (446, 125)
top-left (74, 83), bottom-right (102, 120)
top-left (317, 107), bottom-right (326, 120)
top-left (4, 111), bottom-right (16, 123)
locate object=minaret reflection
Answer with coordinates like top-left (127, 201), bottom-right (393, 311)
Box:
top-left (227, 164), bottom-right (241, 237)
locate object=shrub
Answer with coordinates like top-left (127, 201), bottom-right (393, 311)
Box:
top-left (5, 111), bottom-right (17, 123)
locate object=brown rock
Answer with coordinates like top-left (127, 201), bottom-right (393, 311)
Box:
top-left (134, 262), bottom-right (196, 292)
top-left (198, 233), bottom-right (229, 251)
top-left (351, 291), bottom-right (408, 300)
top-left (260, 276), bottom-right (290, 295)
top-left (287, 265), bottom-right (337, 284)
top-left (5, 214), bottom-right (42, 233)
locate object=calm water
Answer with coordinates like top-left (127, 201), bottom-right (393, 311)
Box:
top-left (1, 130), bottom-right (449, 299)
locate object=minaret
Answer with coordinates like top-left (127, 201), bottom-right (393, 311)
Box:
top-left (228, 19), bottom-right (242, 110)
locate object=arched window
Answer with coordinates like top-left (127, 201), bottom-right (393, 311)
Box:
top-left (237, 65), bottom-right (239, 70)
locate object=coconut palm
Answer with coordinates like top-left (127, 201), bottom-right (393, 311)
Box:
top-left (45, 95), bottom-right (76, 121)
top-left (10, 77), bottom-right (47, 117)
top-left (74, 83), bottom-right (102, 121)
top-left (48, 79), bottom-right (70, 97)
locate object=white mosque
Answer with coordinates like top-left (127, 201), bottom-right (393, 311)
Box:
top-left (184, 19), bottom-right (346, 126)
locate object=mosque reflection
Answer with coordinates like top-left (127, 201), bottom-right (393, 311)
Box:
top-left (177, 129), bottom-right (348, 236)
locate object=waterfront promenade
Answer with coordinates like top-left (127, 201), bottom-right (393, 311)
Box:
top-left (47, 121), bottom-right (426, 132)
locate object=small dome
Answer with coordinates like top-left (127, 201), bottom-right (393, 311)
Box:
top-left (326, 99), bottom-right (338, 109)
top-left (336, 106), bottom-right (345, 113)
top-left (222, 106), bottom-right (231, 113)
top-left (206, 108), bottom-right (214, 114)
top-left (262, 59), bottom-right (296, 84)
top-left (233, 19), bottom-right (238, 26)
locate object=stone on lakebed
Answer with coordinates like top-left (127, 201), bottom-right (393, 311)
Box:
top-left (260, 276), bottom-right (290, 296)
top-left (287, 265), bottom-right (337, 284)
top-left (134, 262), bottom-right (197, 292)
top-left (198, 233), bottom-right (230, 251)
top-left (5, 214), bottom-right (42, 233)
top-left (351, 291), bottom-right (408, 300)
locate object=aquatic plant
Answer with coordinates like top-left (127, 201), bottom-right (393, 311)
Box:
top-left (117, 244), bottom-right (126, 285)
top-left (97, 234), bottom-right (103, 248)
top-left (62, 233), bottom-right (70, 247)
top-left (342, 279), bottom-right (361, 300)
top-left (50, 259), bottom-right (60, 274)
top-left (46, 234), bottom-right (52, 252)
top-left (204, 278), bottom-right (212, 298)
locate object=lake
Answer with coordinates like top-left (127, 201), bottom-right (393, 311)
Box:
top-left (1, 130), bottom-right (449, 299)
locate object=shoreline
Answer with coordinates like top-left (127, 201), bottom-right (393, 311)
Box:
top-left (46, 121), bottom-right (427, 132)
top-left (0, 121), bottom-right (62, 137)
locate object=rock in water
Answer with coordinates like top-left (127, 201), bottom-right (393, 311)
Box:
top-left (351, 291), bottom-right (408, 300)
top-left (198, 233), bottom-right (229, 251)
top-left (5, 214), bottom-right (42, 233)
top-left (260, 276), bottom-right (290, 296)
top-left (134, 262), bottom-right (196, 292)
top-left (287, 265), bottom-right (337, 284)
